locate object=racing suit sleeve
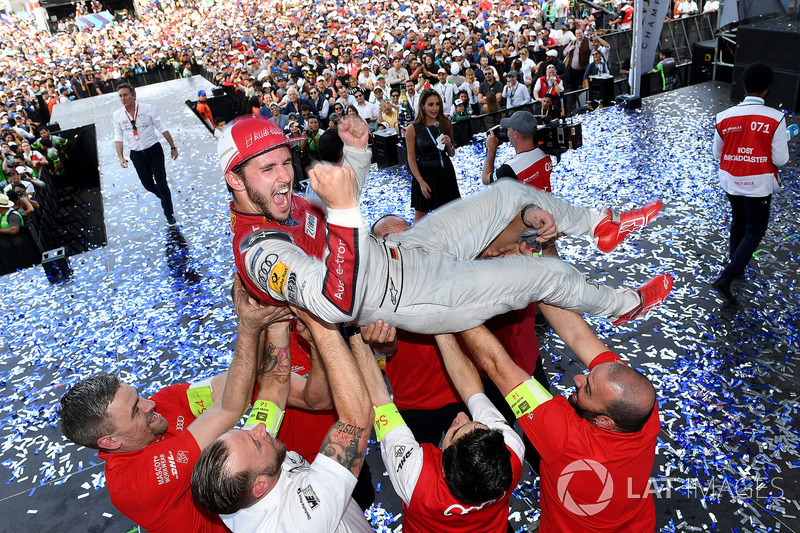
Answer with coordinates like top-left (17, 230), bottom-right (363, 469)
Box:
top-left (241, 207), bottom-right (371, 324)
top-left (340, 145), bottom-right (372, 198)
top-left (379, 422), bottom-right (424, 506)
top-left (303, 145), bottom-right (372, 211)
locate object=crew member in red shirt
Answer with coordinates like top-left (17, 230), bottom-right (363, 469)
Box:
top-left (196, 90), bottom-right (215, 131)
top-left (58, 278), bottom-right (290, 533)
top-left (460, 301), bottom-right (660, 532)
top-left (353, 326), bottom-right (524, 533)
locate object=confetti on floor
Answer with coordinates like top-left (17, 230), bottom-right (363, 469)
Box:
top-left (0, 78), bottom-right (797, 532)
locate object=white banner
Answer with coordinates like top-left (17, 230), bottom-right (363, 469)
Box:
top-left (629, 0), bottom-right (672, 97)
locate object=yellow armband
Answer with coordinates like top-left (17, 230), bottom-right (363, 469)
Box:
top-left (505, 378), bottom-right (553, 418)
top-left (245, 400), bottom-right (285, 436)
top-left (187, 377), bottom-right (215, 418)
top-left (373, 403), bottom-right (405, 442)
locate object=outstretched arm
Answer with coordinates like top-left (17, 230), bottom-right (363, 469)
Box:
top-left (349, 329), bottom-right (393, 407)
top-left (296, 308), bottom-right (372, 478)
top-left (287, 319), bottom-right (334, 411)
top-left (538, 303), bottom-right (610, 368)
top-left (434, 333), bottom-right (484, 402)
top-left (188, 276), bottom-right (289, 449)
top-left (459, 326), bottom-right (529, 397)
top-left (253, 320), bottom-right (292, 410)
top-left (481, 130), bottom-right (500, 185)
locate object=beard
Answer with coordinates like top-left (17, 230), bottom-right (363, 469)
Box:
top-left (148, 413), bottom-right (169, 437)
top-left (568, 393), bottom-right (601, 424)
top-left (242, 176), bottom-right (290, 223)
top-left (262, 440), bottom-right (288, 478)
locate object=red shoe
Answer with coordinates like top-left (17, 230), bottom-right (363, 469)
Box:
top-left (594, 200), bottom-right (663, 253)
top-left (612, 273), bottom-right (674, 326)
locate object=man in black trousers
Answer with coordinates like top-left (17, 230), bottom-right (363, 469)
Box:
top-left (113, 83), bottom-right (179, 226)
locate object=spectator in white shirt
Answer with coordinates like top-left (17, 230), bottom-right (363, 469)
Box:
top-left (353, 90), bottom-right (379, 126)
top-left (502, 72), bottom-right (531, 108)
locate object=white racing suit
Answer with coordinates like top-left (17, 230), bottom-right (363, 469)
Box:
top-left (240, 176), bottom-right (639, 334)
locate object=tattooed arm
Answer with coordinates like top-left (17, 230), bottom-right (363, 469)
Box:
top-left (253, 319), bottom-right (292, 410)
top-left (188, 275), bottom-right (291, 450)
top-left (295, 308), bottom-right (372, 478)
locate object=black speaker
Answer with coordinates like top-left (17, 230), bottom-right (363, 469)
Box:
top-left (588, 75), bottom-right (614, 106)
top-left (731, 17), bottom-right (800, 111)
top-left (617, 94), bottom-right (641, 110)
top-left (735, 23), bottom-right (800, 72)
top-left (41, 247), bottom-right (72, 283)
top-left (691, 40), bottom-right (716, 84)
top-left (731, 66), bottom-right (800, 112)
top-left (212, 87), bottom-right (226, 97)
top-left (373, 129), bottom-right (399, 169)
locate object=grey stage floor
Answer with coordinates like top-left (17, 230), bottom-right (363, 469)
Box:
top-left (0, 77), bottom-right (798, 532)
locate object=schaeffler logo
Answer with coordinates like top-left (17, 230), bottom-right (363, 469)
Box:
top-left (557, 459), bottom-right (614, 516)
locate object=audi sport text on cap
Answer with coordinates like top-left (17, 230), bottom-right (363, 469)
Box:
top-left (217, 117), bottom-right (291, 174)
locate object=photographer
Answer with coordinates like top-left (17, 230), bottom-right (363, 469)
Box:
top-left (299, 116), bottom-right (323, 163)
top-left (481, 111), bottom-right (552, 193)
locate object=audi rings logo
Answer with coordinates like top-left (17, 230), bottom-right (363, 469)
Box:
top-left (557, 459), bottom-right (613, 516)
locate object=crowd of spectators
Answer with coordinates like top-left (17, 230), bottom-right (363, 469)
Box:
top-left (0, 0), bottom-right (718, 273)
top-left (0, 0), bottom-right (720, 138)
top-left (0, 118), bottom-right (71, 274)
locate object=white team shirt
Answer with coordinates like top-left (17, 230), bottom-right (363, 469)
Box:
top-left (112, 102), bottom-right (168, 151)
top-left (434, 81), bottom-right (459, 115)
top-left (221, 452), bottom-right (372, 533)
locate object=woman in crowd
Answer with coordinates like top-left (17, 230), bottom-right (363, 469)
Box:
top-left (405, 89), bottom-right (460, 222)
top-left (584, 49), bottom-right (610, 83)
top-left (421, 55), bottom-right (439, 86)
top-left (459, 68), bottom-right (481, 116)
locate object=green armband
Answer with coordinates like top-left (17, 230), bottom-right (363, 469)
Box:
top-left (505, 378), bottom-right (553, 418)
top-left (373, 403), bottom-right (405, 442)
top-left (187, 377), bottom-right (215, 418)
top-left (245, 400), bottom-right (285, 436)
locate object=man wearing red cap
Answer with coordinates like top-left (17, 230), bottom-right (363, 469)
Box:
top-left (219, 116), bottom-right (673, 334)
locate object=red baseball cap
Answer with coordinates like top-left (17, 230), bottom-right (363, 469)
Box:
top-left (217, 116), bottom-right (293, 174)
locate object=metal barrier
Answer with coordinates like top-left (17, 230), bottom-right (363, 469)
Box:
top-left (598, 11), bottom-right (718, 73)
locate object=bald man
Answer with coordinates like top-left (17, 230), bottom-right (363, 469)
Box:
top-left (458, 301), bottom-right (659, 532)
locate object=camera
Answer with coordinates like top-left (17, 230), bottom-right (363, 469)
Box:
top-left (489, 120), bottom-right (582, 156)
top-left (534, 119), bottom-right (582, 156)
top-left (488, 125), bottom-right (509, 143)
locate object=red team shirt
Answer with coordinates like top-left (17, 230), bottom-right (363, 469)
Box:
top-left (519, 352), bottom-right (660, 532)
top-left (99, 384), bottom-right (229, 533)
top-left (403, 444), bottom-right (523, 533)
top-left (495, 148), bottom-right (553, 193)
top-left (385, 331), bottom-right (461, 411)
